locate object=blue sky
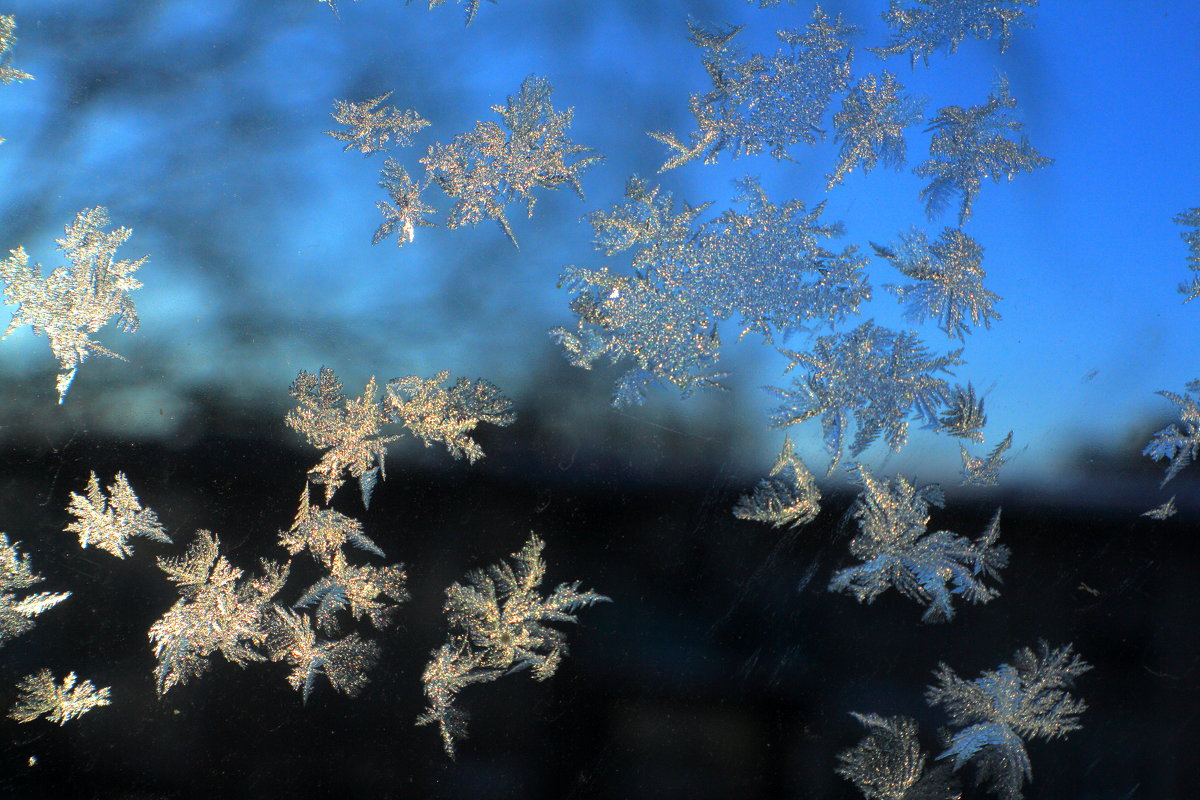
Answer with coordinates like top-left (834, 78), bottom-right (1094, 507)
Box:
top-left (0, 0), bottom-right (1197, 488)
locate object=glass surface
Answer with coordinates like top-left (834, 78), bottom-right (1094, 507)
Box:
top-left (0, 1), bottom-right (1197, 798)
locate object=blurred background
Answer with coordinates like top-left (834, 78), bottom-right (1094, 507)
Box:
top-left (0, 0), bottom-right (1198, 798)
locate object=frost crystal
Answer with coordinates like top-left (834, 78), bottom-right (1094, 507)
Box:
top-left (1175, 208), bottom-right (1200, 302)
top-left (419, 534), bottom-right (609, 757)
top-left (1143, 380), bottom-right (1200, 487)
top-left (384, 370), bottom-right (516, 463)
top-left (295, 551), bottom-right (408, 634)
top-left (373, 159), bottom-right (436, 247)
top-left (1142, 497), bottom-right (1177, 520)
top-left (0, 534), bottom-right (70, 649)
top-left (877, 228), bottom-right (1000, 340)
top-left (411, 0), bottom-right (492, 26)
top-left (768, 322), bottom-right (962, 472)
top-left (870, 0), bottom-right (1039, 67)
top-left (960, 430), bottom-right (1012, 486)
top-left (835, 713), bottom-right (960, 800)
top-left (8, 670), bottom-right (111, 726)
top-left (148, 531), bottom-right (288, 694)
top-left (733, 435), bottom-right (821, 529)
top-left (286, 368), bottom-right (398, 509)
top-left (264, 607), bottom-right (380, 703)
top-left (325, 92), bottom-right (429, 156)
top-left (937, 382), bottom-right (987, 442)
top-left (915, 77), bottom-right (1051, 225)
top-left (829, 466), bottom-right (1008, 623)
top-left (421, 74), bottom-right (601, 247)
top-left (926, 642), bottom-right (1090, 800)
top-left (651, 10), bottom-right (857, 169)
top-left (65, 471), bottom-right (172, 559)
top-left (278, 485), bottom-right (385, 567)
top-left (0, 207), bottom-right (148, 402)
top-left (553, 176), bottom-right (869, 407)
top-left (0, 14), bottom-right (31, 144)
top-left (828, 72), bottom-right (925, 189)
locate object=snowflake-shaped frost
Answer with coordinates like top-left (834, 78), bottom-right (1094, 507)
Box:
top-left (733, 435), bottom-right (821, 529)
top-left (651, 9), bottom-right (856, 169)
top-left (373, 159), bottom-right (436, 247)
top-left (1143, 380), bottom-right (1200, 487)
top-left (65, 471), bottom-right (171, 559)
top-left (422, 74), bottom-right (601, 247)
top-left (1175, 208), bottom-right (1200, 302)
top-left (828, 72), bottom-right (925, 189)
top-left (325, 91), bottom-right (429, 156)
top-left (8, 670), bottom-right (111, 725)
top-left (384, 370), bottom-right (516, 463)
top-left (0, 208), bottom-right (147, 401)
top-left (960, 430), bottom-right (1012, 486)
top-left (264, 607), bottom-right (380, 703)
top-left (0, 534), bottom-right (70, 650)
top-left (828, 466), bottom-right (1008, 623)
top-left (877, 228), bottom-right (1001, 340)
top-left (926, 641), bottom-right (1090, 800)
top-left (870, 0), bottom-right (1039, 67)
top-left (836, 713), bottom-right (960, 800)
top-left (914, 76), bottom-right (1051, 225)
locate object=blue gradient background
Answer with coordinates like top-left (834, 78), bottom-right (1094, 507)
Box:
top-left (0, 0), bottom-right (1197, 490)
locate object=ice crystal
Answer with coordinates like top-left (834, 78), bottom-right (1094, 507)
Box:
top-left (286, 367), bottom-right (398, 509)
top-left (915, 76), bottom-right (1051, 225)
top-left (0, 534), bottom-right (70, 649)
top-left (1143, 381), bottom-right (1200, 487)
top-left (960, 430), bottom-right (1012, 486)
top-left (278, 485), bottom-right (385, 567)
top-left (149, 531), bottom-right (288, 694)
top-left (416, 637), bottom-right (501, 758)
top-left (1142, 497), bottom-right (1177, 520)
top-left (419, 534), bottom-right (609, 757)
top-left (828, 72), bottom-right (925, 189)
top-left (877, 228), bottom-right (1000, 340)
top-left (1175, 208), bottom-right (1200, 302)
top-left (835, 713), bottom-right (959, 800)
top-left (651, 10), bottom-right (857, 169)
top-left (0, 14), bottom-right (31, 144)
top-left (0, 207), bottom-right (147, 402)
top-left (410, 0), bottom-right (492, 26)
top-left (373, 159), bottom-right (436, 247)
top-left (421, 74), bottom-right (601, 247)
top-left (325, 92), bottom-right (429, 156)
top-left (295, 551), bottom-right (408, 634)
top-left (829, 466), bottom-right (1008, 623)
top-left (384, 370), bottom-right (516, 463)
top-left (768, 322), bottom-right (962, 472)
top-left (733, 435), bottom-right (821, 529)
top-left (926, 642), bottom-right (1090, 800)
top-left (937, 382), bottom-right (987, 443)
top-left (870, 0), bottom-right (1039, 67)
top-left (65, 471), bottom-right (171, 559)
top-left (8, 670), bottom-right (111, 725)
top-left (553, 176), bottom-right (870, 407)
top-left (264, 607), bottom-right (380, 703)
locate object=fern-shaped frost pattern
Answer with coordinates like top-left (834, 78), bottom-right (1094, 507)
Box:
top-left (871, 0), bottom-right (1038, 66)
top-left (8, 670), bottom-right (111, 725)
top-left (733, 435), bottom-right (821, 529)
top-left (65, 471), bottom-right (171, 558)
top-left (264, 607), bottom-right (380, 703)
top-left (148, 531), bottom-right (288, 694)
top-left (421, 74), bottom-right (601, 247)
top-left (926, 642), bottom-right (1090, 800)
top-left (877, 228), bottom-right (1000, 340)
top-left (768, 321), bottom-right (962, 472)
top-left (0, 534), bottom-right (70, 649)
top-left (0, 208), bottom-right (148, 401)
top-left (651, 10), bottom-right (857, 169)
top-left (325, 92), bottom-right (429, 156)
top-left (1176, 208), bottom-right (1200, 302)
top-left (829, 466), bottom-right (1008, 623)
top-left (836, 713), bottom-right (960, 800)
top-left (828, 72), bottom-right (925, 189)
top-left (915, 77), bottom-right (1051, 225)
top-left (384, 370), bottom-right (516, 463)
top-left (1143, 380), bottom-right (1200, 487)
top-left (419, 534), bottom-right (608, 757)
